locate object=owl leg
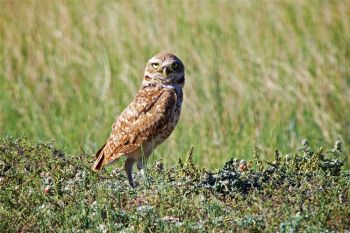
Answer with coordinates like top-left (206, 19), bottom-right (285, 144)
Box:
top-left (124, 157), bottom-right (138, 188)
top-left (137, 160), bottom-right (145, 177)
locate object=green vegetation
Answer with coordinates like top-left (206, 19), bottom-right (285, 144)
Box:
top-left (1, 1), bottom-right (350, 231)
top-left (1, 137), bottom-right (349, 232)
top-left (1, 1), bottom-right (350, 168)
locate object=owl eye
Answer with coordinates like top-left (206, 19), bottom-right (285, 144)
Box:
top-left (171, 62), bottom-right (179, 70)
top-left (151, 63), bottom-right (159, 69)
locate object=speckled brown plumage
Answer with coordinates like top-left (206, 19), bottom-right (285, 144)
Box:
top-left (92, 52), bottom-right (185, 187)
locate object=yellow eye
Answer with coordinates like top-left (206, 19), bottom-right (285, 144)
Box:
top-left (171, 62), bottom-right (179, 69)
top-left (151, 63), bottom-right (159, 69)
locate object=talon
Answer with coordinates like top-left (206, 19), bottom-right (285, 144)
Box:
top-left (130, 181), bottom-right (139, 188)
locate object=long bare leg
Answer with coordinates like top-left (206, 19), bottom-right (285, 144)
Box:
top-left (137, 160), bottom-right (144, 177)
top-left (124, 157), bottom-right (136, 188)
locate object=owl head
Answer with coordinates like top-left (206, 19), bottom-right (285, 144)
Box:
top-left (143, 52), bottom-right (185, 88)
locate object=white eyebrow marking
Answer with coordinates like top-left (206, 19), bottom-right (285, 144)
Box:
top-left (148, 58), bottom-right (161, 64)
top-left (162, 60), bottom-right (174, 67)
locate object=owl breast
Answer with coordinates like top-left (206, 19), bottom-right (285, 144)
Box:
top-left (154, 86), bottom-right (183, 145)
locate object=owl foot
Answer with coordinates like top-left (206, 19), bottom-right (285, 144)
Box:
top-left (138, 168), bottom-right (145, 178)
top-left (130, 180), bottom-right (139, 188)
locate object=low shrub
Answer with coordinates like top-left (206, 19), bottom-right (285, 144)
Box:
top-left (0, 137), bottom-right (349, 232)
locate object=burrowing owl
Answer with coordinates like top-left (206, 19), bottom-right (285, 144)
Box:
top-left (92, 52), bottom-right (185, 187)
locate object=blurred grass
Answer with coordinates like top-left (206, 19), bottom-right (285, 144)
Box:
top-left (0, 0), bottom-right (350, 169)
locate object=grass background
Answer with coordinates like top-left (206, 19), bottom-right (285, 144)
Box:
top-left (1, 0), bottom-right (350, 169)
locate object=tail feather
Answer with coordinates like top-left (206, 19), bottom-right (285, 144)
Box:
top-left (92, 144), bottom-right (106, 172)
top-left (95, 144), bottom-right (106, 158)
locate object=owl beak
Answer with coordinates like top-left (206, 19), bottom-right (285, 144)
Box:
top-left (162, 67), bottom-right (169, 77)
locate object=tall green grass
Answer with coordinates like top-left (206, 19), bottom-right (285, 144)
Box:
top-left (1, 0), bottom-right (350, 168)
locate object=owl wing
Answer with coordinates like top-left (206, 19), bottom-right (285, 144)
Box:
top-left (97, 87), bottom-right (177, 166)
